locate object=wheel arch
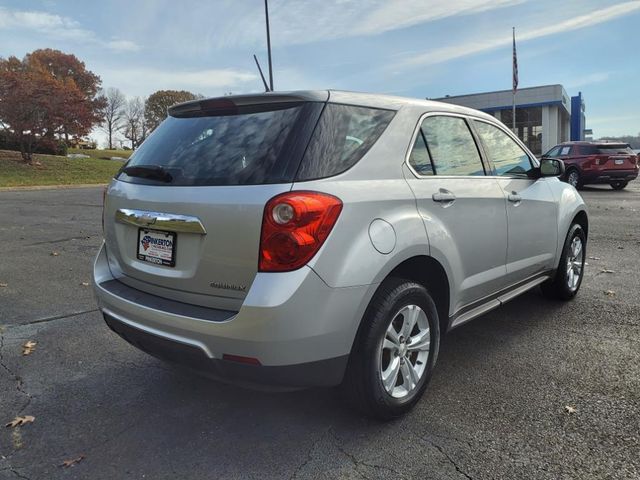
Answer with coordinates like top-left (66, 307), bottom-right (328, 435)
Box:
top-left (378, 255), bottom-right (451, 335)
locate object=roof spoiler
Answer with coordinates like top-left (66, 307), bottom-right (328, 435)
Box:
top-left (168, 91), bottom-right (329, 117)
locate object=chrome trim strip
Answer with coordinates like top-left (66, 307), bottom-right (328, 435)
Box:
top-left (115, 209), bottom-right (207, 235)
top-left (448, 271), bottom-right (552, 329)
top-left (403, 110), bottom-right (539, 180)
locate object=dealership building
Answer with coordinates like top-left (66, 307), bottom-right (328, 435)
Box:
top-left (433, 85), bottom-right (587, 156)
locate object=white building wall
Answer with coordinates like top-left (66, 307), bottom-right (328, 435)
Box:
top-left (542, 105), bottom-right (559, 154)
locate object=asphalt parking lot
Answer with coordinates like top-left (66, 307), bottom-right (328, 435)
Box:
top-left (1, 183), bottom-right (639, 480)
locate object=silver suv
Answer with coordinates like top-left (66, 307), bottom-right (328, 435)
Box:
top-left (94, 91), bottom-right (588, 419)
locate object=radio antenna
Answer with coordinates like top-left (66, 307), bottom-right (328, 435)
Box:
top-left (253, 54), bottom-right (270, 92)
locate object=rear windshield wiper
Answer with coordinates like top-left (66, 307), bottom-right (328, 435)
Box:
top-left (121, 165), bottom-right (173, 183)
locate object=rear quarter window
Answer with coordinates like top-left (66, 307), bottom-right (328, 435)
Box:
top-left (295, 104), bottom-right (395, 181)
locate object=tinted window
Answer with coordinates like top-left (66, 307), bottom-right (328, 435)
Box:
top-left (473, 121), bottom-right (533, 176)
top-left (545, 146), bottom-right (561, 157)
top-left (421, 116), bottom-right (484, 176)
top-left (118, 102), bottom-right (322, 186)
top-left (597, 144), bottom-right (634, 155)
top-left (579, 145), bottom-right (599, 155)
top-left (408, 130), bottom-right (434, 175)
top-left (296, 104), bottom-right (395, 180)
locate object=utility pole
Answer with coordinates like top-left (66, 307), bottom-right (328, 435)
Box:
top-left (265, 0), bottom-right (274, 91)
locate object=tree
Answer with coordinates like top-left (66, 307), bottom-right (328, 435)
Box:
top-left (122, 97), bottom-right (145, 149)
top-left (100, 87), bottom-right (126, 149)
top-left (145, 90), bottom-right (200, 132)
top-left (0, 49), bottom-right (105, 163)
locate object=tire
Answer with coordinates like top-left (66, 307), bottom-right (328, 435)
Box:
top-left (341, 277), bottom-right (440, 420)
top-left (541, 223), bottom-right (586, 300)
top-left (565, 169), bottom-right (583, 189)
top-left (610, 181), bottom-right (628, 190)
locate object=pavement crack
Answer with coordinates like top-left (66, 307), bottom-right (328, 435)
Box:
top-left (24, 236), bottom-right (89, 246)
top-left (0, 328), bottom-right (33, 415)
top-left (10, 308), bottom-right (99, 327)
top-left (289, 430), bottom-right (328, 480)
top-left (420, 435), bottom-right (473, 480)
top-left (328, 428), bottom-right (406, 479)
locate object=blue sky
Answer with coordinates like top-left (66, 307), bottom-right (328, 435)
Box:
top-left (1, 0), bottom-right (639, 139)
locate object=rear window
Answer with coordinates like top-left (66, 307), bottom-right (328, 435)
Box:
top-left (596, 144), bottom-right (634, 155)
top-left (295, 104), bottom-right (395, 181)
top-left (118, 102), bottom-right (323, 186)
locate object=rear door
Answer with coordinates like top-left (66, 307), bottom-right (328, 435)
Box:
top-left (404, 114), bottom-right (509, 313)
top-left (471, 119), bottom-right (558, 285)
top-left (103, 99), bottom-right (325, 310)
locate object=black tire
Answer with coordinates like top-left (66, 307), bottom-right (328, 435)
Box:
top-left (610, 181), bottom-right (628, 190)
top-left (341, 277), bottom-right (440, 420)
top-left (565, 168), bottom-right (583, 189)
top-left (541, 224), bottom-right (586, 300)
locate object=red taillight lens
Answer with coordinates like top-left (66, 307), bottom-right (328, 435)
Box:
top-left (259, 191), bottom-right (343, 272)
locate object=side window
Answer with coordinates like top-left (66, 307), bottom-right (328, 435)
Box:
top-left (408, 129), bottom-right (434, 175)
top-left (545, 146), bottom-right (561, 157)
top-left (559, 146), bottom-right (571, 156)
top-left (421, 116), bottom-right (485, 176)
top-left (473, 121), bottom-right (533, 176)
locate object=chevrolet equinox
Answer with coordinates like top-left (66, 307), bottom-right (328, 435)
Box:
top-left (94, 91), bottom-right (588, 419)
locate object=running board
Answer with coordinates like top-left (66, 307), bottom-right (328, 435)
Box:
top-left (449, 274), bottom-right (551, 330)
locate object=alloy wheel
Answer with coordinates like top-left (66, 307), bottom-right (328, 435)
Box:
top-left (566, 236), bottom-right (584, 291)
top-left (379, 304), bottom-right (431, 398)
top-left (567, 171), bottom-right (579, 188)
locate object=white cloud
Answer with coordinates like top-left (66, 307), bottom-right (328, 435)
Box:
top-left (0, 7), bottom-right (141, 52)
top-left (106, 39), bottom-right (142, 52)
top-left (354, 0), bottom-right (525, 36)
top-left (100, 67), bottom-right (259, 98)
top-left (565, 72), bottom-right (611, 89)
top-left (209, 0), bottom-right (528, 49)
top-left (396, 1), bottom-right (640, 68)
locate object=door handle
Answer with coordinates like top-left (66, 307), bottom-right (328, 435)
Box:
top-left (432, 189), bottom-right (456, 205)
top-left (507, 191), bottom-right (522, 204)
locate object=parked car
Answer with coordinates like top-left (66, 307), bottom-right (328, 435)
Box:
top-left (543, 141), bottom-right (639, 190)
top-left (94, 91), bottom-right (588, 419)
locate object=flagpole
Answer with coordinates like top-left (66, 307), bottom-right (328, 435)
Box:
top-left (512, 27), bottom-right (516, 133)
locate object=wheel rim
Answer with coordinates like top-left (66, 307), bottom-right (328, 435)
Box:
top-left (568, 171), bottom-right (579, 187)
top-left (379, 304), bottom-right (430, 399)
top-left (566, 236), bottom-right (584, 291)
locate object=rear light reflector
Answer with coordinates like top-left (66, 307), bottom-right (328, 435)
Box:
top-left (222, 354), bottom-right (261, 366)
top-left (259, 191), bottom-right (343, 272)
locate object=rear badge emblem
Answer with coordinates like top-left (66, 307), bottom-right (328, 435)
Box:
top-left (210, 281), bottom-right (247, 292)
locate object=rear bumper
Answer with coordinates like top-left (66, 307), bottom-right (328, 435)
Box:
top-left (103, 311), bottom-right (348, 388)
top-left (580, 169), bottom-right (638, 184)
top-left (93, 243), bottom-right (376, 387)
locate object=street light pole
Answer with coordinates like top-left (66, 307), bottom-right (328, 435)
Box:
top-left (265, 0), bottom-right (274, 91)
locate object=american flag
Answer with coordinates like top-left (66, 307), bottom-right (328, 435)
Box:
top-left (512, 27), bottom-right (518, 94)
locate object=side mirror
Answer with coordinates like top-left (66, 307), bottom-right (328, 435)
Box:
top-left (539, 157), bottom-right (565, 177)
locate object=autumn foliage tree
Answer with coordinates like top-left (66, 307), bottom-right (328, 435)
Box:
top-left (144, 90), bottom-right (200, 132)
top-left (0, 49), bottom-right (105, 163)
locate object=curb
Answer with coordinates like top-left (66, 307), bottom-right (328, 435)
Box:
top-left (0, 183), bottom-right (107, 192)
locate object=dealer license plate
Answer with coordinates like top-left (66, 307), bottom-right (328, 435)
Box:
top-left (137, 228), bottom-right (176, 267)
top-left (615, 159), bottom-right (624, 165)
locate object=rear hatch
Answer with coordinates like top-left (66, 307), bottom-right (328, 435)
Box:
top-left (103, 93), bottom-right (327, 310)
top-left (596, 144), bottom-right (638, 170)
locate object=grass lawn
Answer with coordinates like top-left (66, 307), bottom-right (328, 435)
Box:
top-left (0, 149), bottom-right (124, 187)
top-left (68, 147), bottom-right (132, 161)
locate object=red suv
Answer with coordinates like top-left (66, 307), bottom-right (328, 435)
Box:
top-left (543, 142), bottom-right (639, 190)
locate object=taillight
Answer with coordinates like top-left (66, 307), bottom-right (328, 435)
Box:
top-left (259, 191), bottom-right (343, 272)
